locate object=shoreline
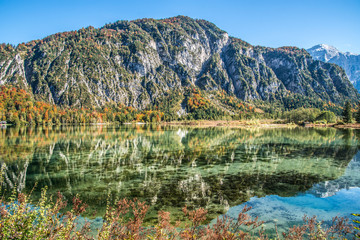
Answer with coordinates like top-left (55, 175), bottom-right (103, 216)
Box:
top-left (161, 120), bottom-right (297, 128)
top-left (161, 120), bottom-right (360, 129)
top-left (304, 123), bottom-right (360, 129)
top-left (3, 120), bottom-right (360, 129)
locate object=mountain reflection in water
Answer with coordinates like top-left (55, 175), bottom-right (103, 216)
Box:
top-left (0, 125), bottom-right (359, 224)
top-left (224, 152), bottom-right (360, 235)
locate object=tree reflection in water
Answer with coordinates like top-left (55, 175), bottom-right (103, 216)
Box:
top-left (0, 125), bottom-right (359, 224)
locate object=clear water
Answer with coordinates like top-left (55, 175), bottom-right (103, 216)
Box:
top-left (223, 152), bottom-right (360, 234)
top-left (1, 125), bottom-right (359, 232)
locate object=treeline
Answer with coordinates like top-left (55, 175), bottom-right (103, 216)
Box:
top-left (0, 86), bottom-right (164, 125)
top-left (0, 86), bottom-right (252, 125)
top-left (1, 85), bottom-right (359, 125)
top-left (154, 88), bottom-right (254, 121)
top-left (184, 88), bottom-right (231, 120)
top-left (280, 101), bottom-right (360, 124)
top-left (282, 108), bottom-right (337, 124)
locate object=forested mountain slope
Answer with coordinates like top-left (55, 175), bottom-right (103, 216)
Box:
top-left (0, 16), bottom-right (358, 112)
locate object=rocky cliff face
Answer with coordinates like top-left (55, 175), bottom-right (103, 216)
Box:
top-left (0, 16), bottom-right (358, 110)
top-left (308, 44), bottom-right (360, 92)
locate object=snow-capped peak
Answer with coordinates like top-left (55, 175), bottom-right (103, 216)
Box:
top-left (307, 44), bottom-right (340, 61)
top-left (318, 44), bottom-right (338, 51)
top-left (307, 44), bottom-right (360, 92)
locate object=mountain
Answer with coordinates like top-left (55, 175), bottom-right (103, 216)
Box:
top-left (307, 44), bottom-right (360, 91)
top-left (0, 16), bottom-right (358, 112)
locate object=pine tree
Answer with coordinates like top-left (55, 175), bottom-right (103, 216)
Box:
top-left (343, 101), bottom-right (352, 123)
top-left (356, 102), bottom-right (360, 123)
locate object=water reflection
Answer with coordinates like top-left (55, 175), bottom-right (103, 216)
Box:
top-left (223, 152), bottom-right (360, 236)
top-left (0, 126), bottom-right (359, 223)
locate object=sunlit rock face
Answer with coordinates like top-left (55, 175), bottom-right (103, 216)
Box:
top-left (0, 17), bottom-right (358, 110)
top-left (1, 126), bottom-right (359, 223)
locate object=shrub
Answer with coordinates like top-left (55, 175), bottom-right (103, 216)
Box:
top-left (0, 168), bottom-right (356, 239)
top-left (283, 108), bottom-right (321, 123)
top-left (353, 213), bottom-right (360, 238)
top-left (0, 191), bottom-right (356, 239)
top-left (336, 120), bottom-right (345, 125)
top-left (0, 189), bottom-right (90, 239)
top-left (315, 111), bottom-right (337, 123)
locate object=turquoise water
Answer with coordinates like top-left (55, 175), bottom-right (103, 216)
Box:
top-left (222, 152), bottom-right (360, 234)
top-left (0, 125), bottom-right (359, 233)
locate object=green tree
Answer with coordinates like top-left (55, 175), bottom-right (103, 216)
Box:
top-left (356, 102), bottom-right (360, 123)
top-left (315, 111), bottom-right (336, 123)
top-left (343, 101), bottom-right (353, 123)
top-left (283, 108), bottom-right (321, 123)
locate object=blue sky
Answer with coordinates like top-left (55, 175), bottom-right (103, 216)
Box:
top-left (0, 0), bottom-right (359, 53)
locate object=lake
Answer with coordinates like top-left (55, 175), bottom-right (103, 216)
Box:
top-left (1, 125), bottom-right (360, 235)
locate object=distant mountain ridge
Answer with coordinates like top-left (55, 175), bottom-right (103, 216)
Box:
top-left (307, 44), bottom-right (360, 91)
top-left (0, 16), bottom-right (358, 112)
